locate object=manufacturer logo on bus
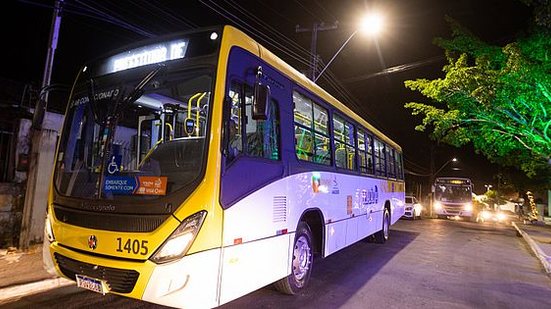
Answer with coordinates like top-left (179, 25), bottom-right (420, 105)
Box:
top-left (88, 235), bottom-right (97, 250)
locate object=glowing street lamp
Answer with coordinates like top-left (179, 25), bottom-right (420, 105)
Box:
top-left (314, 12), bottom-right (384, 83)
top-left (433, 157), bottom-right (458, 177)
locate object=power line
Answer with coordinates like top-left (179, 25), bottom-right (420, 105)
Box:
top-left (199, 0), bottom-right (313, 68)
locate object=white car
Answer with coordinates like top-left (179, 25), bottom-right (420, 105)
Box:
top-left (404, 196), bottom-right (423, 220)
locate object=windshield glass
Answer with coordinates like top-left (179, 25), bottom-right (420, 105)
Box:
top-left (55, 68), bottom-right (212, 200)
top-left (435, 185), bottom-right (471, 203)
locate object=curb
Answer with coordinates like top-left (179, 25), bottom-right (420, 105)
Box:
top-left (512, 221), bottom-right (551, 274)
top-left (0, 277), bottom-right (74, 304)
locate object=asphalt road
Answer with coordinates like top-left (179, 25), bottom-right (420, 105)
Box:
top-left (4, 218), bottom-right (551, 309)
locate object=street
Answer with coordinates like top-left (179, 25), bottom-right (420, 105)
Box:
top-left (4, 218), bottom-right (551, 309)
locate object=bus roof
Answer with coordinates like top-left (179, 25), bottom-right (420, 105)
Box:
top-left (221, 25), bottom-right (402, 152)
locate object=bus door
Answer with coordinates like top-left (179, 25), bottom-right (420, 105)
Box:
top-left (218, 47), bottom-right (290, 304)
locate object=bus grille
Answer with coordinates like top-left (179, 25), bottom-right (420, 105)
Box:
top-left (53, 205), bottom-right (169, 232)
top-left (54, 253), bottom-right (139, 294)
top-left (442, 204), bottom-right (463, 215)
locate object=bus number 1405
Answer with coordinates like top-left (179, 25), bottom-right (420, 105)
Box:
top-left (116, 237), bottom-right (149, 255)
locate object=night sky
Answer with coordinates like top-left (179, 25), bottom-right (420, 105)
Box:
top-left (5, 0), bottom-right (534, 193)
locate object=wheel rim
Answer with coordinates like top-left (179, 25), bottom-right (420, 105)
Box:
top-left (292, 235), bottom-right (312, 284)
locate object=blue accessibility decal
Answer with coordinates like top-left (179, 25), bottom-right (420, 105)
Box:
top-left (103, 176), bottom-right (137, 195)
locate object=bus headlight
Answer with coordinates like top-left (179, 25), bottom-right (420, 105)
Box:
top-left (463, 203), bottom-right (473, 212)
top-left (45, 215), bottom-right (55, 243)
top-left (434, 202), bottom-right (442, 210)
top-left (151, 211), bottom-right (207, 264)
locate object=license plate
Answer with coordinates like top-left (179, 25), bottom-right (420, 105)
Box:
top-left (76, 274), bottom-right (107, 295)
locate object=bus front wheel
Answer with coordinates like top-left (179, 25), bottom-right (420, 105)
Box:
top-left (273, 222), bottom-right (313, 295)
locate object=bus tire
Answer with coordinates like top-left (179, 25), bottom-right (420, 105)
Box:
top-left (374, 208), bottom-right (390, 244)
top-left (273, 222), bottom-right (313, 295)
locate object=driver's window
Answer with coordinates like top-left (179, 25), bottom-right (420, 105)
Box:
top-left (226, 80), bottom-right (280, 162)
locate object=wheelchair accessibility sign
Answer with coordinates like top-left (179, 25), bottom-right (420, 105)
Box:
top-left (107, 155), bottom-right (122, 175)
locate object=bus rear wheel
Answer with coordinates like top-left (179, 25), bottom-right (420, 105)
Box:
top-left (274, 222), bottom-right (313, 295)
top-left (374, 208), bottom-right (390, 244)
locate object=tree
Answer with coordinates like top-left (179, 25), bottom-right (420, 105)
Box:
top-left (404, 12), bottom-right (551, 178)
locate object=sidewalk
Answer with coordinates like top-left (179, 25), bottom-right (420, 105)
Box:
top-left (2, 218), bottom-right (551, 304)
top-left (512, 218), bottom-right (551, 274)
top-left (0, 244), bottom-right (73, 304)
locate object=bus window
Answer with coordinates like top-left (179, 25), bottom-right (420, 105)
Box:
top-left (358, 128), bottom-right (374, 175)
top-left (387, 147), bottom-right (396, 178)
top-left (227, 80), bottom-right (280, 160)
top-left (333, 114), bottom-right (355, 170)
top-left (366, 134), bottom-right (374, 174)
top-left (396, 152), bottom-right (403, 179)
top-left (293, 91), bottom-right (331, 165)
top-left (245, 98), bottom-right (280, 159)
top-left (227, 81), bottom-right (245, 160)
top-left (374, 139), bottom-right (386, 177)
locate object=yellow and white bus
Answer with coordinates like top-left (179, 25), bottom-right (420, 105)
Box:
top-left (44, 25), bottom-right (405, 308)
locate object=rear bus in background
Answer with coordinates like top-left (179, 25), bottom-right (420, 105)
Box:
top-left (44, 25), bottom-right (405, 308)
top-left (433, 177), bottom-right (473, 220)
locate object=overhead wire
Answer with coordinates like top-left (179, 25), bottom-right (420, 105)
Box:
top-left (224, 0), bottom-right (314, 61)
top-left (313, 0), bottom-right (337, 22)
top-left (133, 0), bottom-right (197, 30)
top-left (293, 0), bottom-right (320, 20)
top-left (72, 0), bottom-right (155, 37)
top-left (199, 0), bottom-right (313, 68)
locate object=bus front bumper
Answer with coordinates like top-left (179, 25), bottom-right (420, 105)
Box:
top-left (44, 242), bottom-right (221, 308)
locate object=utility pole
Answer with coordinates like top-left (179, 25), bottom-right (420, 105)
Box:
top-left (20, 0), bottom-right (64, 249)
top-left (296, 21), bottom-right (338, 81)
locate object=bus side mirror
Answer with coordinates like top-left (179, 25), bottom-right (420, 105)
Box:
top-left (253, 82), bottom-right (269, 120)
top-left (253, 66), bottom-right (269, 120)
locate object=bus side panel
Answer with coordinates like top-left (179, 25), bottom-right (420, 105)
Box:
top-left (219, 176), bottom-right (293, 305)
top-left (325, 220), bottom-right (348, 255)
top-left (218, 234), bottom-right (292, 305)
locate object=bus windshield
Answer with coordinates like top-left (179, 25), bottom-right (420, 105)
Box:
top-left (54, 67), bottom-right (213, 200)
top-left (434, 184), bottom-right (471, 203)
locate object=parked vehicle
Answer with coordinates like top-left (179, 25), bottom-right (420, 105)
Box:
top-left (475, 208), bottom-right (509, 224)
top-left (403, 196), bottom-right (423, 220)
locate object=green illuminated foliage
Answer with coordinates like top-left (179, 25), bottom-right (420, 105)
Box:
top-left (405, 16), bottom-right (551, 177)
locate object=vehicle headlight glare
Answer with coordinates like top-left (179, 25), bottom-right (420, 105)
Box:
top-left (45, 215), bottom-right (55, 243)
top-left (151, 211), bottom-right (207, 264)
top-left (497, 213), bottom-right (506, 221)
top-left (464, 203), bottom-right (473, 212)
top-left (434, 202), bottom-right (442, 210)
top-left (481, 210), bottom-right (491, 220)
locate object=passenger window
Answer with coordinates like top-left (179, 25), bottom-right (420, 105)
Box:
top-left (333, 114), bottom-right (355, 170)
top-left (395, 152), bottom-right (403, 180)
top-left (374, 139), bottom-right (386, 177)
top-left (293, 91), bottom-right (331, 165)
top-left (358, 129), bottom-right (374, 175)
top-left (387, 147), bottom-right (396, 178)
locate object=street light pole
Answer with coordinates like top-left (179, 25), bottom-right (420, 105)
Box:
top-left (20, 0), bottom-right (64, 250)
top-left (314, 29), bottom-right (358, 83)
top-left (296, 22), bottom-right (339, 81)
top-left (313, 12), bottom-right (383, 83)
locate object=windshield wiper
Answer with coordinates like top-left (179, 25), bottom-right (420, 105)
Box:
top-left (95, 64), bottom-right (167, 198)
